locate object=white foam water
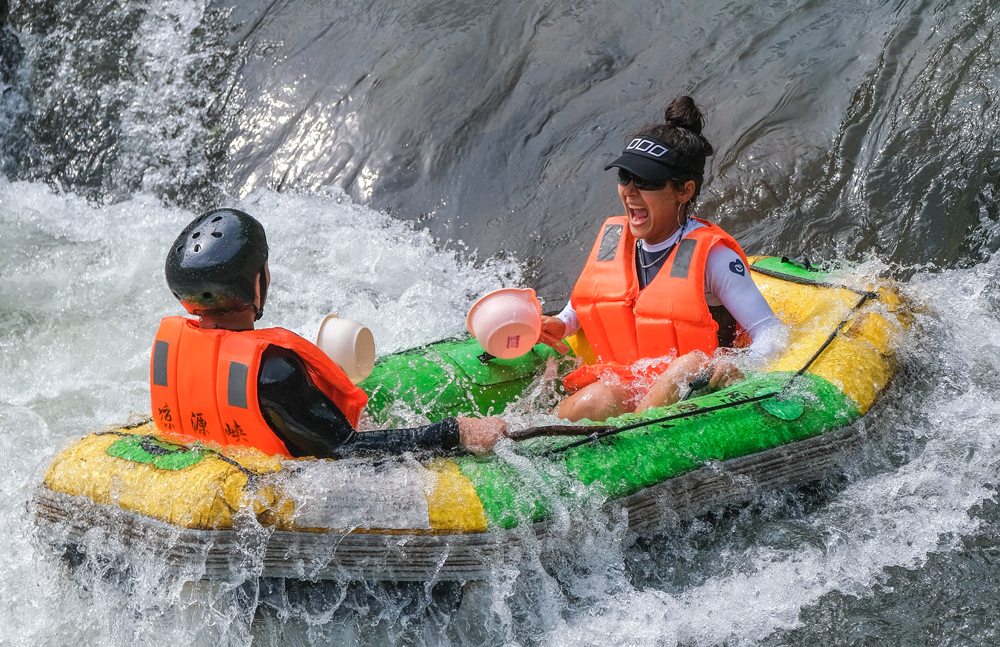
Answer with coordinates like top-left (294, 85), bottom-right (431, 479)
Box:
top-left (2, 179), bottom-right (1000, 646)
top-left (0, 179), bottom-right (521, 644)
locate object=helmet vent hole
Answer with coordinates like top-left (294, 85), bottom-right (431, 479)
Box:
top-left (211, 216), bottom-right (223, 222)
top-left (192, 232), bottom-right (200, 239)
top-left (211, 231), bottom-right (223, 238)
top-left (202, 292), bottom-right (212, 299)
top-left (193, 244), bottom-right (201, 252)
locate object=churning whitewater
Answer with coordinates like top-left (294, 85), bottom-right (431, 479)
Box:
top-left (5, 0), bottom-right (1000, 642)
top-left (2, 179), bottom-right (1000, 645)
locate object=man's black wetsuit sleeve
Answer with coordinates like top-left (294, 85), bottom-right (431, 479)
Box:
top-left (257, 345), bottom-right (461, 459)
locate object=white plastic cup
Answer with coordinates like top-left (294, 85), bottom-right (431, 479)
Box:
top-left (315, 314), bottom-right (376, 384)
top-left (466, 288), bottom-right (542, 360)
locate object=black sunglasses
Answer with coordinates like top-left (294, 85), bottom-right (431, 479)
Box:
top-left (616, 168), bottom-right (671, 192)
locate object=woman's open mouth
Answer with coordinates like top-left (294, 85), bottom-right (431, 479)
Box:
top-left (627, 205), bottom-right (648, 226)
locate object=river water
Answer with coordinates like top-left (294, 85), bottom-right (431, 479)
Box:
top-left (2, 0), bottom-right (1000, 644)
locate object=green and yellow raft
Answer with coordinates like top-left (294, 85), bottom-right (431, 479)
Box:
top-left (33, 257), bottom-right (908, 580)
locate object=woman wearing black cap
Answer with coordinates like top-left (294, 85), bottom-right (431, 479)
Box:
top-left (537, 96), bottom-right (785, 422)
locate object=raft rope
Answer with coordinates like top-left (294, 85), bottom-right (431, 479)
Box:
top-left (94, 262), bottom-right (882, 464)
top-left (540, 288), bottom-right (876, 457)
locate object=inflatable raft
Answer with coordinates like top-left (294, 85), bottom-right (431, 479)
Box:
top-left (32, 257), bottom-right (908, 581)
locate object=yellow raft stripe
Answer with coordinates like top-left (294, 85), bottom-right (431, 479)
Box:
top-left (565, 328), bottom-right (598, 366)
top-left (421, 458), bottom-right (489, 533)
top-left (44, 424), bottom-right (488, 534)
top-left (751, 270), bottom-right (900, 414)
top-left (42, 423), bottom-right (270, 529)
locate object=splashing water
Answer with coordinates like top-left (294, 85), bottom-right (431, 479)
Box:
top-left (5, 0), bottom-right (1000, 642)
top-left (1, 176), bottom-right (1000, 644)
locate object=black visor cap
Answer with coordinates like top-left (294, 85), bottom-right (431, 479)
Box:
top-left (604, 134), bottom-right (706, 182)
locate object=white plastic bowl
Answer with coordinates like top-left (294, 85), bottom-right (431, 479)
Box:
top-left (315, 314), bottom-right (376, 384)
top-left (466, 288), bottom-right (542, 359)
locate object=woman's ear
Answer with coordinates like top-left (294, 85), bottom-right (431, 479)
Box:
top-left (681, 180), bottom-right (697, 203)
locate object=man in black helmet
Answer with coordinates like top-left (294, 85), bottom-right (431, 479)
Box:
top-left (150, 208), bottom-right (506, 459)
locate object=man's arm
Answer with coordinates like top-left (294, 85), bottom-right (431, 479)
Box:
top-left (257, 345), bottom-right (461, 459)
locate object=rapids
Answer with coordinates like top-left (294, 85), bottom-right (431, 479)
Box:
top-left (3, 0), bottom-right (1000, 644)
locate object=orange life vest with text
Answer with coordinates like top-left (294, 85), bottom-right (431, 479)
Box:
top-left (570, 215), bottom-right (749, 368)
top-left (149, 317), bottom-right (369, 457)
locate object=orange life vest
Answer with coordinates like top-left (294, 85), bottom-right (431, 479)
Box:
top-left (149, 316), bottom-right (369, 457)
top-left (570, 215), bottom-right (749, 368)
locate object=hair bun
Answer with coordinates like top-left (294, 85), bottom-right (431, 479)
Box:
top-left (633, 95), bottom-right (714, 167)
top-left (663, 96), bottom-right (705, 134)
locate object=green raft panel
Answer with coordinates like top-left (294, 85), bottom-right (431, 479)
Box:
top-left (454, 371), bottom-right (859, 529)
top-left (360, 337), bottom-right (577, 425)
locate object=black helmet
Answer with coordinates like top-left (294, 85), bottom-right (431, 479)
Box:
top-left (165, 209), bottom-right (269, 319)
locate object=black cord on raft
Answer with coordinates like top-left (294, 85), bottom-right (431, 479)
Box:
top-left (539, 291), bottom-right (874, 457)
top-left (748, 262), bottom-right (878, 299)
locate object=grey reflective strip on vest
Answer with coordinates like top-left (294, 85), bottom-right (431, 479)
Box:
top-left (597, 224), bottom-right (623, 261)
top-left (227, 361), bottom-right (249, 409)
top-left (670, 239), bottom-right (698, 278)
top-left (152, 340), bottom-right (169, 387)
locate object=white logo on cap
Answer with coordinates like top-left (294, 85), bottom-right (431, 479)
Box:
top-left (626, 138), bottom-right (669, 157)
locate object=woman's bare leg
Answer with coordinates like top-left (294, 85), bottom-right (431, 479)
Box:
top-left (635, 351), bottom-right (711, 413)
top-left (556, 381), bottom-right (632, 422)
top-left (635, 351), bottom-right (745, 413)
